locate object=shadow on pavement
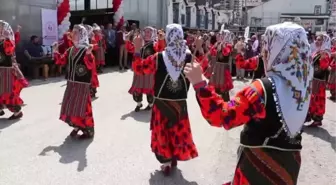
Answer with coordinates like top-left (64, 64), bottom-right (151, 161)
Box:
top-left (0, 117), bottom-right (21, 134)
top-left (303, 126), bottom-right (336, 151)
top-left (149, 169), bottom-right (198, 185)
top-left (28, 77), bottom-right (65, 87)
top-left (120, 110), bottom-right (151, 123)
top-left (39, 136), bottom-right (93, 172)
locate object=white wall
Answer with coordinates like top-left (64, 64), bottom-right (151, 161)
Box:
top-left (248, 0), bottom-right (327, 26)
top-left (188, 2), bottom-right (197, 28)
top-left (123, 0), bottom-right (160, 28)
top-left (180, 1), bottom-right (186, 27)
top-left (167, 0), bottom-right (173, 24)
top-left (208, 10), bottom-right (213, 29)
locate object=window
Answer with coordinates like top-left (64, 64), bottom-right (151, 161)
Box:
top-left (314, 5), bottom-right (321, 15)
top-left (90, 0), bottom-right (97, 9)
top-left (70, 0), bottom-right (84, 11)
top-left (181, 14), bottom-right (185, 25)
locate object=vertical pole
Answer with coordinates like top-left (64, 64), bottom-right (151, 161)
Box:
top-left (147, 0), bottom-right (149, 26)
top-left (84, 0), bottom-right (90, 10)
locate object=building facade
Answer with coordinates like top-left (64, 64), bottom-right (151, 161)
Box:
top-left (247, 0), bottom-right (330, 31)
top-left (0, 0), bottom-right (57, 44)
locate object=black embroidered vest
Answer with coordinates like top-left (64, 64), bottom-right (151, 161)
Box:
top-left (252, 57), bottom-right (265, 80)
top-left (154, 52), bottom-right (192, 100)
top-left (216, 48), bottom-right (230, 64)
top-left (66, 46), bottom-right (92, 83)
top-left (0, 41), bottom-right (13, 67)
top-left (313, 54), bottom-right (328, 80)
top-left (240, 77), bottom-right (302, 150)
top-left (140, 42), bottom-right (155, 59)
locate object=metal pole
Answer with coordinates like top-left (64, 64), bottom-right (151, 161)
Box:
top-left (147, 0), bottom-right (149, 26)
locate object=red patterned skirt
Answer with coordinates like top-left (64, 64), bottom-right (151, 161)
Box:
top-left (309, 78), bottom-right (326, 117)
top-left (60, 81), bottom-right (94, 130)
top-left (128, 56), bottom-right (154, 95)
top-left (94, 47), bottom-right (105, 66)
top-left (91, 64), bottom-right (99, 88)
top-left (0, 67), bottom-right (24, 109)
top-left (204, 56), bottom-right (215, 79)
top-left (224, 147), bottom-right (301, 185)
top-left (150, 99), bottom-right (198, 162)
top-left (209, 62), bottom-right (233, 92)
top-left (328, 71), bottom-right (336, 95)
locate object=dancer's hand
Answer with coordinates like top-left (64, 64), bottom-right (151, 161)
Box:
top-left (52, 42), bottom-right (58, 52)
top-left (86, 44), bottom-right (93, 54)
top-left (184, 60), bottom-right (205, 85)
top-left (16, 25), bottom-right (22, 32)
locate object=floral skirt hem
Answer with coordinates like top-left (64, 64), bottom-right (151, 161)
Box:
top-left (225, 147), bottom-right (301, 185)
top-left (0, 75), bottom-right (24, 107)
top-left (59, 96), bottom-right (94, 130)
top-left (150, 104), bottom-right (198, 161)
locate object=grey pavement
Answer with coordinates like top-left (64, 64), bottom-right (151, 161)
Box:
top-left (0, 69), bottom-right (335, 185)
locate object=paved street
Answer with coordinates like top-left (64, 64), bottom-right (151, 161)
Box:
top-left (0, 68), bottom-right (335, 185)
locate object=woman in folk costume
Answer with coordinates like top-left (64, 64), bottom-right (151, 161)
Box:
top-left (193, 34), bottom-right (210, 78)
top-left (0, 20), bottom-right (24, 120)
top-left (184, 22), bottom-right (313, 185)
top-left (203, 33), bottom-right (217, 79)
top-left (10, 24), bottom-right (29, 89)
top-left (235, 37), bottom-right (246, 80)
top-left (209, 28), bottom-right (234, 101)
top-left (84, 24), bottom-right (99, 98)
top-left (125, 32), bottom-right (135, 57)
top-left (92, 23), bottom-right (106, 73)
top-left (53, 24), bottom-right (95, 139)
top-left (328, 37), bottom-right (336, 101)
top-left (59, 30), bottom-right (73, 54)
top-left (236, 41), bottom-right (265, 80)
top-left (133, 24), bottom-right (198, 176)
top-left (306, 34), bottom-right (331, 127)
top-left (117, 25), bottom-right (128, 70)
top-left (128, 26), bottom-right (156, 112)
top-left (154, 29), bottom-right (166, 52)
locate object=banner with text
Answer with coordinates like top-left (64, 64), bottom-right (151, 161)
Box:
top-left (41, 8), bottom-right (58, 46)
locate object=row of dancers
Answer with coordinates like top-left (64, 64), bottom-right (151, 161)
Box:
top-left (0, 19), bottom-right (334, 184)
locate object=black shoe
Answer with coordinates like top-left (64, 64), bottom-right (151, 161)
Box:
top-left (119, 67), bottom-right (123, 71)
top-left (144, 105), bottom-right (152, 111)
top-left (70, 129), bottom-right (79, 138)
top-left (79, 129), bottom-right (94, 139)
top-left (0, 110), bottom-right (4, 116)
top-left (124, 66), bottom-right (129, 70)
top-left (135, 104), bottom-right (143, 112)
top-left (8, 112), bottom-right (23, 120)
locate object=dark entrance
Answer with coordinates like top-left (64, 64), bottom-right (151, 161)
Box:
top-left (70, 9), bottom-right (114, 26)
top-left (186, 7), bottom-right (191, 27)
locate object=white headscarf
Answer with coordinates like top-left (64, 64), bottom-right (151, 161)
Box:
top-left (92, 23), bottom-right (101, 31)
top-left (312, 34), bottom-right (331, 57)
top-left (142, 26), bottom-right (156, 42)
top-left (72, 24), bottom-right (89, 48)
top-left (162, 24), bottom-right (189, 81)
top-left (263, 22), bottom-right (314, 137)
top-left (0, 20), bottom-right (15, 44)
top-left (218, 29), bottom-right (232, 44)
top-left (83, 24), bottom-right (94, 38)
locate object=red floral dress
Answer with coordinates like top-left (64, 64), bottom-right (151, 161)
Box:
top-left (154, 39), bottom-right (166, 52)
top-left (54, 49), bottom-right (95, 130)
top-left (90, 38), bottom-right (100, 89)
top-left (308, 54), bottom-right (330, 122)
top-left (133, 54), bottom-right (199, 162)
top-left (195, 80), bottom-right (269, 185)
top-left (0, 39), bottom-right (24, 112)
top-left (209, 44), bottom-right (234, 93)
top-left (328, 47), bottom-right (336, 97)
